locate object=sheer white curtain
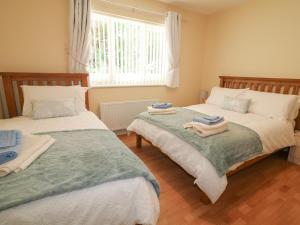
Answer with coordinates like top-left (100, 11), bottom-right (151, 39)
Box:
top-left (165, 11), bottom-right (181, 88)
top-left (69, 0), bottom-right (91, 73)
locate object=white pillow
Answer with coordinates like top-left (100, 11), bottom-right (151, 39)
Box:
top-left (240, 90), bottom-right (298, 120)
top-left (32, 99), bottom-right (77, 119)
top-left (21, 85), bottom-right (87, 117)
top-left (222, 96), bottom-right (251, 114)
top-left (206, 87), bottom-right (248, 106)
top-left (289, 96), bottom-right (300, 121)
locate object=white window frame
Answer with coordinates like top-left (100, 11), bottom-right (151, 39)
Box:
top-left (89, 12), bottom-right (167, 87)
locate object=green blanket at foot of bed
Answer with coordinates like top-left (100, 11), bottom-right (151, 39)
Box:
top-left (0, 129), bottom-right (159, 211)
top-left (137, 108), bottom-right (263, 176)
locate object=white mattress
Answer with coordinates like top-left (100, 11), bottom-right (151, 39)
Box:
top-left (127, 104), bottom-right (296, 203)
top-left (0, 112), bottom-right (159, 225)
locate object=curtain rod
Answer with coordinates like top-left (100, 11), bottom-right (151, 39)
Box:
top-left (96, 0), bottom-right (167, 17)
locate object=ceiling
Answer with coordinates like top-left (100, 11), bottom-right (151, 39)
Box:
top-left (158, 0), bottom-right (248, 14)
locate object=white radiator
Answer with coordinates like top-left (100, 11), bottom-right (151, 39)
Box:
top-left (100, 99), bottom-right (158, 131)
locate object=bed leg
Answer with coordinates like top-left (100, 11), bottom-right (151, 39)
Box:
top-left (284, 147), bottom-right (290, 160)
top-left (136, 134), bottom-right (142, 148)
top-left (199, 192), bottom-right (212, 205)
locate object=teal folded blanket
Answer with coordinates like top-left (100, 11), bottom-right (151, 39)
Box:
top-left (137, 108), bottom-right (263, 176)
top-left (0, 129), bottom-right (159, 211)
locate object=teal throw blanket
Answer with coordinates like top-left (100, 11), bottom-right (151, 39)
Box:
top-left (137, 108), bottom-right (263, 176)
top-left (0, 129), bottom-right (159, 211)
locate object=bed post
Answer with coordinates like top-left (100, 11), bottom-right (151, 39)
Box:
top-left (219, 76), bottom-right (225, 87)
top-left (199, 190), bottom-right (212, 205)
top-left (2, 74), bottom-right (18, 117)
top-left (136, 134), bottom-right (142, 148)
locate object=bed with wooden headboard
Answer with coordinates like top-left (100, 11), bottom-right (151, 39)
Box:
top-left (134, 75), bottom-right (300, 204)
top-left (0, 72), bottom-right (89, 118)
top-left (0, 72), bottom-right (160, 225)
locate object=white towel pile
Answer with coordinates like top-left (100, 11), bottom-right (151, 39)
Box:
top-left (184, 120), bottom-right (228, 137)
top-left (0, 134), bottom-right (55, 177)
top-left (147, 106), bottom-right (176, 115)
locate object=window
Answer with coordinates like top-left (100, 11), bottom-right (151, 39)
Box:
top-left (89, 13), bottom-right (167, 86)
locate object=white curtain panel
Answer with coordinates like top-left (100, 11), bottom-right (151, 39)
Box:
top-left (69, 0), bottom-right (91, 73)
top-left (165, 11), bottom-right (181, 88)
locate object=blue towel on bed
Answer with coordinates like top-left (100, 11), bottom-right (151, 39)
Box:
top-left (152, 102), bottom-right (173, 109)
top-left (0, 130), bottom-right (22, 165)
top-left (0, 130), bottom-right (20, 148)
top-left (192, 115), bottom-right (224, 125)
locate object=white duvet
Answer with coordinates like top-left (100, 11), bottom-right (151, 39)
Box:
top-left (0, 112), bottom-right (159, 225)
top-left (128, 104), bottom-right (296, 203)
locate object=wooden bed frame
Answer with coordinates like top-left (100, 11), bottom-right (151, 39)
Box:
top-left (136, 76), bottom-right (300, 204)
top-left (0, 72), bottom-right (89, 118)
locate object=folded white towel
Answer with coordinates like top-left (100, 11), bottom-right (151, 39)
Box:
top-left (0, 134), bottom-right (55, 177)
top-left (184, 121), bottom-right (228, 137)
top-left (149, 111), bottom-right (176, 115)
top-left (147, 106), bottom-right (176, 115)
top-left (184, 120), bottom-right (228, 131)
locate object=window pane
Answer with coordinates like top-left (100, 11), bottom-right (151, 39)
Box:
top-left (89, 13), bottom-right (166, 86)
top-left (89, 14), bottom-right (110, 84)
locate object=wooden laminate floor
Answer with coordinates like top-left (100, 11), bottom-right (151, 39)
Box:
top-left (119, 134), bottom-right (300, 225)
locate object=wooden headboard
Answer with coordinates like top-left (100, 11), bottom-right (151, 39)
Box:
top-left (219, 76), bottom-right (300, 130)
top-left (0, 72), bottom-right (89, 118)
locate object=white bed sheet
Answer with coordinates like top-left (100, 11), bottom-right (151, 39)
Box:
top-left (127, 104), bottom-right (296, 203)
top-left (0, 112), bottom-right (159, 225)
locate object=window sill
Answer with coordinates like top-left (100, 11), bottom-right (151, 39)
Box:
top-left (90, 84), bottom-right (167, 89)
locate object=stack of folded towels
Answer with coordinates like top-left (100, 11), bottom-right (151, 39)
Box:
top-left (0, 130), bottom-right (22, 165)
top-left (148, 102), bottom-right (176, 115)
top-left (184, 115), bottom-right (228, 137)
top-left (0, 130), bottom-right (55, 177)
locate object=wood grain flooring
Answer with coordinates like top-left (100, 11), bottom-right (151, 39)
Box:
top-left (119, 134), bottom-right (300, 225)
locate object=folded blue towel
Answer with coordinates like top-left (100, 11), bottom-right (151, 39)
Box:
top-left (0, 131), bottom-right (22, 165)
top-left (192, 116), bottom-right (224, 125)
top-left (200, 115), bottom-right (222, 121)
top-left (0, 130), bottom-right (20, 148)
top-left (152, 103), bottom-right (173, 109)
